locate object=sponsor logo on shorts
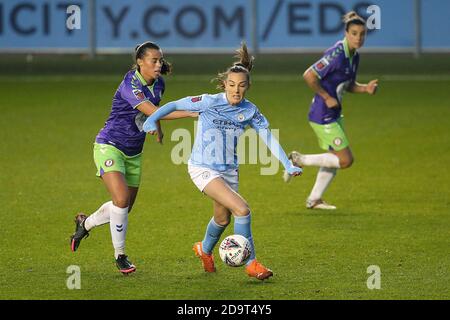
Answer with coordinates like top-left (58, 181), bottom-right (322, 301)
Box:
top-left (105, 159), bottom-right (114, 167)
top-left (191, 96), bottom-right (202, 103)
top-left (333, 138), bottom-right (342, 146)
top-left (202, 171), bottom-right (210, 180)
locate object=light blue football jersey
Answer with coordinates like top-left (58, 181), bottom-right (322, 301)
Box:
top-left (176, 93), bottom-right (269, 171)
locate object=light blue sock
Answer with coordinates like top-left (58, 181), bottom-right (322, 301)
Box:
top-left (234, 214), bottom-right (255, 265)
top-left (201, 217), bottom-right (226, 254)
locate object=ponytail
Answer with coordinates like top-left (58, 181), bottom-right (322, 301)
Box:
top-left (343, 11), bottom-right (366, 31)
top-left (213, 42), bottom-right (254, 90)
top-left (232, 42), bottom-right (254, 72)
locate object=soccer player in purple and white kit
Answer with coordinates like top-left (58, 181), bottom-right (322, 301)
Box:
top-left (284, 11), bottom-right (379, 210)
top-left (143, 43), bottom-right (302, 280)
top-left (69, 42), bottom-right (196, 274)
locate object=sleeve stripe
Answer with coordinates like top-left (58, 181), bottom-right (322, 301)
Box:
top-left (310, 67), bottom-right (322, 79)
top-left (132, 100), bottom-right (149, 109)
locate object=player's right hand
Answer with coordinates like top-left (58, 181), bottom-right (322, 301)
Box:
top-left (287, 165), bottom-right (303, 177)
top-left (143, 119), bottom-right (157, 133)
top-left (324, 96), bottom-right (339, 108)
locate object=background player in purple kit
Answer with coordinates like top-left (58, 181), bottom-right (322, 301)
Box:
top-left (284, 12), bottom-right (378, 210)
top-left (69, 41), bottom-right (197, 274)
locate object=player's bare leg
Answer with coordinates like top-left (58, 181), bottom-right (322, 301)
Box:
top-left (128, 186), bottom-right (139, 213)
top-left (193, 187), bottom-right (234, 273)
top-left (203, 178), bottom-right (272, 280)
top-left (203, 178), bottom-right (249, 217)
top-left (332, 147), bottom-right (354, 169)
top-left (213, 200), bottom-right (232, 226)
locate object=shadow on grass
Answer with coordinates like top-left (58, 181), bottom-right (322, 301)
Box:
top-left (283, 210), bottom-right (361, 217)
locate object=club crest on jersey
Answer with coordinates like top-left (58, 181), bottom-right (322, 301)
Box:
top-left (237, 113), bottom-right (245, 122)
top-left (105, 159), bottom-right (114, 167)
top-left (191, 96), bottom-right (202, 103)
top-left (133, 89), bottom-right (145, 100)
top-left (333, 138), bottom-right (342, 146)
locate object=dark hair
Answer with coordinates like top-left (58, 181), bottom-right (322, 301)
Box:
top-left (213, 42), bottom-right (254, 90)
top-left (343, 11), bottom-right (366, 31)
top-left (133, 41), bottom-right (172, 75)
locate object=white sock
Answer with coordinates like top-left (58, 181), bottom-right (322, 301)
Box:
top-left (109, 204), bottom-right (129, 259)
top-left (301, 153), bottom-right (340, 168)
top-left (308, 167), bottom-right (337, 201)
top-left (84, 201), bottom-right (112, 231)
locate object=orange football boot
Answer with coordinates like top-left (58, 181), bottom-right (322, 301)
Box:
top-left (193, 242), bottom-right (216, 273)
top-left (245, 259), bottom-right (273, 280)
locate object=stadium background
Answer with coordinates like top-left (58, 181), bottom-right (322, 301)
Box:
top-left (0, 0), bottom-right (449, 300)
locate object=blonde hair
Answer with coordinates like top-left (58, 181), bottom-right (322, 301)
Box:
top-left (213, 42), bottom-right (254, 90)
top-left (343, 11), bottom-right (366, 31)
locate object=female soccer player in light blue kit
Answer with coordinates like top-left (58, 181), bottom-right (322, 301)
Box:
top-left (285, 11), bottom-right (378, 210)
top-left (143, 43), bottom-right (302, 280)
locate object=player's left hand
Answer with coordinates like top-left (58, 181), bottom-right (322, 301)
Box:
top-left (366, 79), bottom-right (378, 95)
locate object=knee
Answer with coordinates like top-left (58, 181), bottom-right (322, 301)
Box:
top-left (215, 216), bottom-right (231, 227)
top-left (340, 156), bottom-right (354, 169)
top-left (112, 195), bottom-right (130, 209)
top-left (232, 203), bottom-right (250, 217)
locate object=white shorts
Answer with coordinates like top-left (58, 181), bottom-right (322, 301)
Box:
top-left (188, 165), bottom-right (239, 192)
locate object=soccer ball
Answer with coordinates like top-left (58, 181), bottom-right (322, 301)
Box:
top-left (219, 235), bottom-right (252, 267)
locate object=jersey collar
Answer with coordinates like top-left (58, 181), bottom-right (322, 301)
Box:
top-left (342, 38), bottom-right (355, 65)
top-left (134, 70), bottom-right (158, 96)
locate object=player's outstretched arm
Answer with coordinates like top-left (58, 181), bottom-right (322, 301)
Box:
top-left (348, 79), bottom-right (378, 94)
top-left (257, 128), bottom-right (302, 177)
top-left (161, 110), bottom-right (198, 120)
top-left (137, 101), bottom-right (197, 122)
top-left (143, 101), bottom-right (183, 133)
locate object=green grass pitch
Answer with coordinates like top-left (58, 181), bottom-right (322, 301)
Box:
top-left (0, 54), bottom-right (449, 299)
